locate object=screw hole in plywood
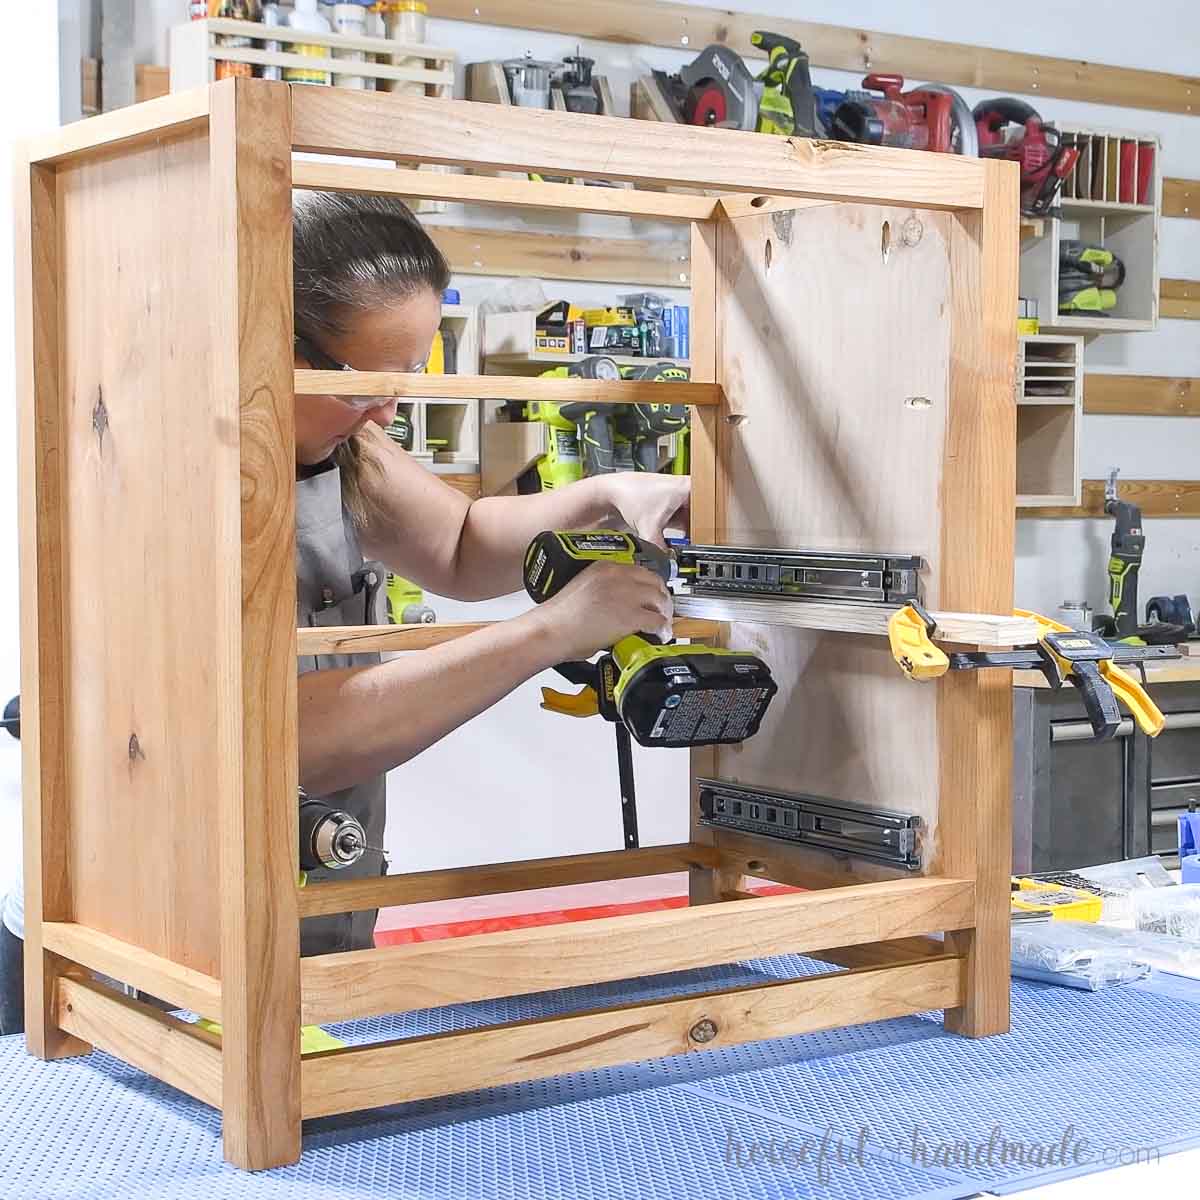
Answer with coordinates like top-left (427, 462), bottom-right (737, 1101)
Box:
top-left (904, 396), bottom-right (932, 410)
top-left (881, 219), bottom-right (892, 264)
top-left (764, 239), bottom-right (773, 270)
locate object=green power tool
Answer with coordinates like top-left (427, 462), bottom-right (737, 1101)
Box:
top-left (1104, 467), bottom-right (1144, 641)
top-left (523, 530), bottom-right (778, 848)
top-left (615, 362), bottom-right (690, 472)
top-left (751, 30), bottom-right (820, 137)
top-left (540, 356), bottom-right (622, 476)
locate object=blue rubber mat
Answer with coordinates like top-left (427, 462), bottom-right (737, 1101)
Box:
top-left (2, 957), bottom-right (1199, 1200)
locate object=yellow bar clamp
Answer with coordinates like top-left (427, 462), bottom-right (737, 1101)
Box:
top-left (1015, 609), bottom-right (1165, 737)
top-left (888, 603), bottom-right (950, 681)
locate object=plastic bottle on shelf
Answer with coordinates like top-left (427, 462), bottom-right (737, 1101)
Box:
top-left (189, 1), bottom-right (209, 18)
top-left (381, 0), bottom-right (428, 97)
top-left (260, 2), bottom-right (283, 81)
top-left (332, 1), bottom-right (371, 89)
top-left (285, 0), bottom-right (332, 85)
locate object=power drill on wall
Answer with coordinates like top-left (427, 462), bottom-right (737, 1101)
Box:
top-left (523, 530), bottom-right (778, 848)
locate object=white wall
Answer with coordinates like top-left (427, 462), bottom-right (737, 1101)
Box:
top-left (0, 8), bottom-right (61, 895)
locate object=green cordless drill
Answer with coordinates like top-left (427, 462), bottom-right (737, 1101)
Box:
top-left (541, 356), bottom-right (622, 476)
top-left (523, 529), bottom-right (778, 849)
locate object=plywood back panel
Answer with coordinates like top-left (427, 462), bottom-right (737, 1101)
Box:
top-left (714, 204), bottom-right (954, 861)
top-left (55, 128), bottom-right (237, 976)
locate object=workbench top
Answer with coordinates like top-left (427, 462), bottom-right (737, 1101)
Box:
top-left (1014, 659), bottom-right (1200, 688)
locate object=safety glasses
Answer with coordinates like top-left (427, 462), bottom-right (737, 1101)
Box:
top-left (294, 333), bottom-right (427, 411)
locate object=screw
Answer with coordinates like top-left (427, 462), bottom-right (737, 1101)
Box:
top-left (689, 1018), bottom-right (718, 1044)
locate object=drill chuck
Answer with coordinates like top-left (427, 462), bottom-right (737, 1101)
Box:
top-left (299, 796), bottom-right (367, 871)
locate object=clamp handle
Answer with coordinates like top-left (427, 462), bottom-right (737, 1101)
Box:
top-left (540, 684), bottom-right (600, 718)
top-left (888, 603), bottom-right (950, 681)
top-left (1100, 660), bottom-right (1165, 737)
top-left (1068, 660), bottom-right (1124, 741)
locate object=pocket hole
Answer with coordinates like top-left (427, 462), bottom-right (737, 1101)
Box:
top-left (747, 859), bottom-right (765, 872)
top-left (881, 219), bottom-right (892, 263)
top-left (904, 396), bottom-right (932, 410)
top-left (764, 239), bottom-right (773, 269)
top-left (751, 195), bottom-right (769, 208)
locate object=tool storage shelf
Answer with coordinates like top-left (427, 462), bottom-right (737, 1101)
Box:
top-left (170, 17), bottom-right (455, 95)
top-left (1019, 124), bottom-right (1161, 336)
top-left (16, 82), bottom-right (1017, 1171)
top-left (482, 309), bottom-right (690, 374)
top-left (1015, 334), bottom-right (1083, 507)
top-left (393, 304), bottom-right (481, 476)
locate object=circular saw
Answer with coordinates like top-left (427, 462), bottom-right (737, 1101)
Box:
top-left (650, 44), bottom-right (759, 131)
top-left (831, 74), bottom-right (977, 155)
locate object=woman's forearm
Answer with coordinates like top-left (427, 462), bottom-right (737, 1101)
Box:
top-left (298, 609), bottom-right (563, 795)
top-left (447, 477), bottom-right (617, 600)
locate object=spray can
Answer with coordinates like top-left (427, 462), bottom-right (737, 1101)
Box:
top-left (210, 1), bottom-right (260, 81)
top-left (259, 2), bottom-right (283, 81)
top-left (332, 1), bottom-right (371, 89)
top-left (382, 0), bottom-right (428, 97)
top-left (285, 0), bottom-right (332, 85)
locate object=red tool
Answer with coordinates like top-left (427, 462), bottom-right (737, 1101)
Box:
top-left (830, 74), bottom-right (975, 154)
top-left (973, 98), bottom-right (1080, 216)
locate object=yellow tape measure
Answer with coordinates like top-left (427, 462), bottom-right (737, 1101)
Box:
top-left (1010, 877), bottom-right (1102, 922)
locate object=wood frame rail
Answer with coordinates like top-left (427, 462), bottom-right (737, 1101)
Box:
top-left (291, 159), bottom-right (718, 221)
top-left (297, 617), bottom-right (719, 657)
top-left (290, 91), bottom-right (988, 211)
top-left (296, 842), bottom-right (722, 919)
top-left (17, 80), bottom-right (1016, 1170)
top-left (672, 598), bottom-right (1038, 647)
top-left (430, 0), bottom-right (1200, 117)
top-left (294, 370), bottom-right (721, 406)
top-left (300, 877), bottom-right (975, 1022)
top-left (299, 954), bottom-right (964, 1118)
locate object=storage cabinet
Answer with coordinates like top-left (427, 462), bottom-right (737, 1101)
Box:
top-left (1018, 125), bottom-right (1161, 335)
top-left (391, 304), bottom-right (481, 475)
top-left (1013, 674), bottom-right (1200, 872)
top-left (16, 81), bottom-right (1017, 1170)
top-left (1015, 334), bottom-right (1082, 507)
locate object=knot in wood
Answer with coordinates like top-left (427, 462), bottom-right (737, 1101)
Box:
top-left (92, 389), bottom-right (110, 450)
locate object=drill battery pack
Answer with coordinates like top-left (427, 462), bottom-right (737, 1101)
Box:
top-left (613, 638), bottom-right (778, 748)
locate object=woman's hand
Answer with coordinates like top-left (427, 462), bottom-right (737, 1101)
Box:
top-left (527, 561), bottom-right (674, 662)
top-left (601, 473), bottom-right (691, 549)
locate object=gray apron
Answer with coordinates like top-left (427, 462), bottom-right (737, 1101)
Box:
top-left (296, 461), bottom-right (388, 956)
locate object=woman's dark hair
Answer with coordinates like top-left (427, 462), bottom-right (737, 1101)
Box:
top-left (293, 191), bottom-right (450, 339)
top-left (292, 191), bottom-right (450, 522)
